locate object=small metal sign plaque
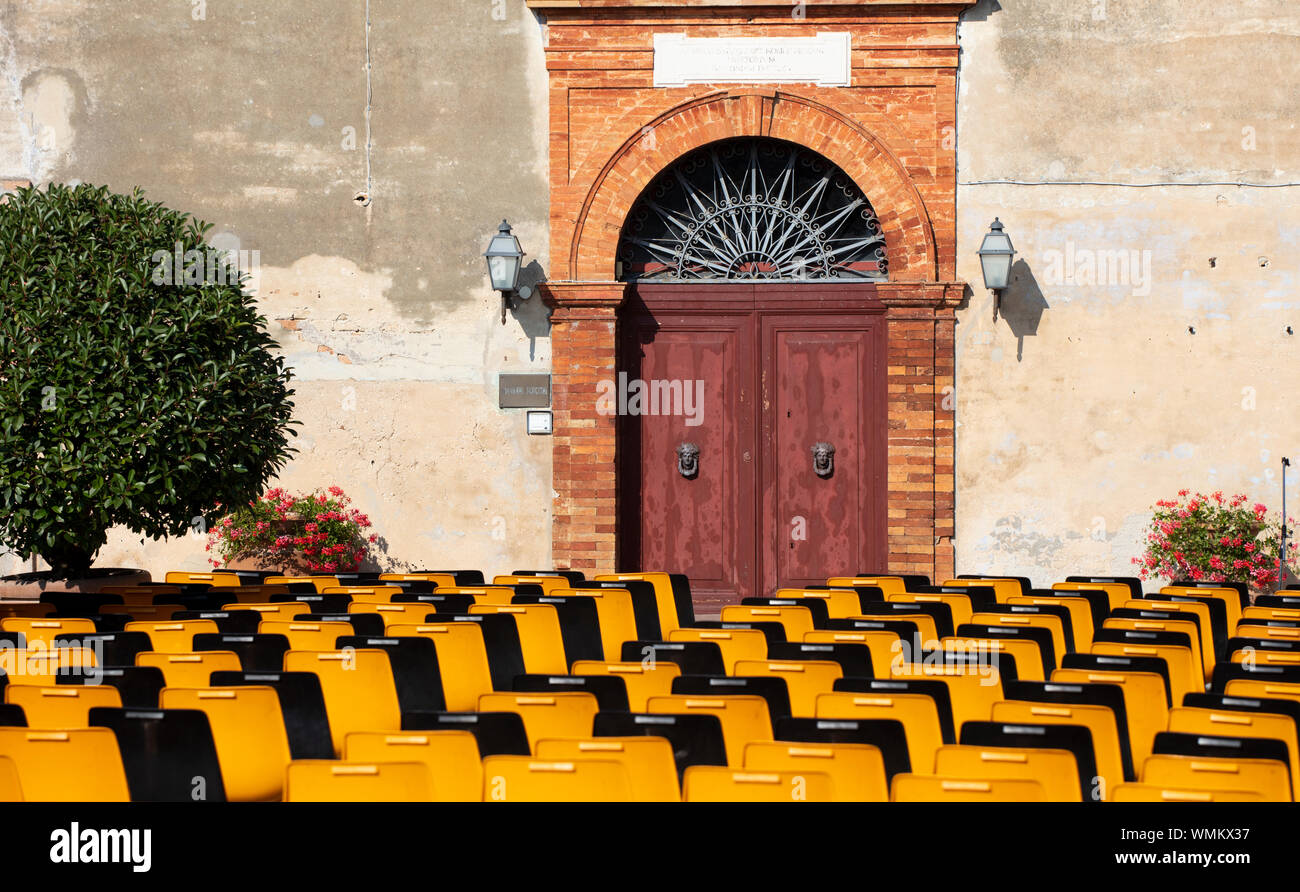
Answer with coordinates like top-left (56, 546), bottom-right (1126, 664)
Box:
top-left (499, 374), bottom-right (551, 409)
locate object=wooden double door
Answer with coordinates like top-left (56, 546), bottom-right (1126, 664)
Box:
top-left (618, 283), bottom-right (888, 612)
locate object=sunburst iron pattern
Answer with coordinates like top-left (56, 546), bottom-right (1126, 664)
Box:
top-left (617, 138), bottom-right (887, 282)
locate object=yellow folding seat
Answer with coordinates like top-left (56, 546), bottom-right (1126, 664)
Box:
top-left (265, 575), bottom-right (341, 593)
top-left (1105, 616), bottom-right (1208, 681)
top-left (1090, 640), bottom-right (1199, 705)
top-left (165, 571), bottom-right (241, 586)
top-left (482, 755), bottom-right (633, 802)
top-left (283, 649), bottom-right (402, 754)
top-left (646, 694), bottom-right (771, 765)
top-left (1235, 624), bottom-right (1300, 643)
top-left (1053, 581), bottom-right (1129, 612)
top-left (1125, 598), bottom-right (1216, 653)
top-left (1051, 667), bottom-right (1167, 766)
top-left (258, 619), bottom-right (353, 651)
top-left (215, 586), bottom-right (290, 603)
top-left (892, 774), bottom-right (1045, 802)
top-left (0, 727), bottom-right (129, 801)
top-left (595, 572), bottom-right (682, 635)
top-left (942, 578), bottom-right (1022, 603)
top-left (742, 741), bottom-right (887, 802)
top-left (348, 603), bottom-right (437, 627)
top-left (387, 622), bottom-right (494, 711)
top-left (1, 617), bottom-right (96, 650)
top-left (323, 585), bottom-right (403, 603)
top-left (221, 602), bottom-right (310, 622)
top-left (440, 586), bottom-right (516, 606)
top-left (803, 629), bottom-right (901, 676)
top-left (344, 730), bottom-right (482, 801)
top-left (470, 603), bottom-right (567, 673)
top-left (535, 737), bottom-right (679, 801)
top-left (0, 602), bottom-right (55, 619)
top-left (1167, 586), bottom-right (1243, 634)
top-left (0, 755), bottom-right (21, 801)
top-left (477, 692), bottom-right (599, 751)
top-left (990, 700), bottom-right (1125, 793)
top-left (891, 662), bottom-right (1006, 732)
top-left (125, 619), bottom-right (219, 653)
top-left (5, 685), bottom-right (121, 728)
top-left (889, 592), bottom-right (974, 629)
top-left (934, 745), bottom-right (1081, 801)
top-left (379, 572), bottom-right (458, 588)
top-left (1232, 649), bottom-right (1300, 669)
top-left (0, 648), bottom-right (95, 686)
top-left (971, 612), bottom-right (1068, 666)
top-left (1140, 754), bottom-right (1290, 802)
top-left (815, 691), bottom-right (943, 775)
top-left (1243, 605), bottom-right (1300, 625)
top-left (161, 686), bottom-right (292, 801)
top-left (100, 604), bottom-right (184, 621)
top-left (1009, 594), bottom-right (1095, 650)
top-left (1167, 705), bottom-right (1300, 783)
top-left (557, 588), bottom-right (638, 661)
top-left (734, 659), bottom-right (843, 717)
top-left (1224, 678), bottom-right (1300, 706)
top-left (858, 610), bottom-right (938, 645)
top-left (720, 605), bottom-right (814, 641)
top-left (827, 576), bottom-right (908, 596)
top-left (285, 760), bottom-right (433, 801)
top-left (941, 635), bottom-right (1046, 681)
top-left (494, 574), bottom-right (570, 594)
top-left (669, 628), bottom-right (767, 674)
top-left (774, 588), bottom-right (863, 620)
top-left (571, 660), bottom-right (680, 711)
top-left (683, 766), bottom-right (834, 802)
top-left (1111, 783), bottom-right (1265, 802)
top-left (102, 584), bottom-right (183, 598)
top-left (137, 650), bottom-right (242, 687)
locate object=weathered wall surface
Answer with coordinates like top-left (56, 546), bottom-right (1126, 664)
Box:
top-left (0, 0), bottom-right (554, 577)
top-left (954, 0), bottom-right (1300, 581)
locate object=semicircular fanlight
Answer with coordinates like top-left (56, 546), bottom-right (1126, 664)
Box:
top-left (617, 137), bottom-right (887, 282)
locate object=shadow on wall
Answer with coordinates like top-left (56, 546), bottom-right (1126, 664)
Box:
top-left (510, 260), bottom-right (551, 359)
top-left (962, 0), bottom-right (1003, 22)
top-left (999, 259), bottom-right (1049, 362)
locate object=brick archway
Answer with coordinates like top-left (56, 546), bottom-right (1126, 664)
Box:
top-left (567, 89), bottom-right (938, 283)
top-left (532, 0), bottom-right (969, 585)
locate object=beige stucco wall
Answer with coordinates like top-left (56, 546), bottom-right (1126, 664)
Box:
top-left (954, 0), bottom-right (1300, 582)
top-left (3, 0), bottom-right (1297, 587)
top-left (0, 0), bottom-right (554, 577)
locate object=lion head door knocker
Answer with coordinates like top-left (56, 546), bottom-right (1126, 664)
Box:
top-left (812, 442), bottom-right (835, 478)
top-left (676, 442), bottom-right (700, 479)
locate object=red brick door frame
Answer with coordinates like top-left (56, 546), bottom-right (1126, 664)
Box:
top-left (532, 1), bottom-right (969, 581)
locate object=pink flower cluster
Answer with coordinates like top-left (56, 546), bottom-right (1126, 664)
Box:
top-left (205, 486), bottom-right (376, 574)
top-left (1133, 490), bottom-right (1296, 593)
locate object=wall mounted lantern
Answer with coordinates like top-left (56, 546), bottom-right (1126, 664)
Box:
top-left (977, 217), bottom-right (1015, 318)
top-left (484, 219), bottom-right (527, 324)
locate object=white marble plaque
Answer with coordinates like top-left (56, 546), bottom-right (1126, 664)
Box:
top-left (653, 32), bottom-right (852, 88)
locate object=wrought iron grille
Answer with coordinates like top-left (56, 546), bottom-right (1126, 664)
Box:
top-left (617, 137), bottom-right (887, 282)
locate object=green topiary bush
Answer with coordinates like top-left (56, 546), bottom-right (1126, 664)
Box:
top-left (0, 183), bottom-right (297, 578)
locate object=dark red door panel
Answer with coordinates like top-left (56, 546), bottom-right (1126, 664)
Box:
top-left (619, 308), bottom-right (756, 608)
top-left (759, 314), bottom-right (887, 592)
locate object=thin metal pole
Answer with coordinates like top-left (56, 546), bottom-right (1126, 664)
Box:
top-left (1282, 457), bottom-right (1292, 592)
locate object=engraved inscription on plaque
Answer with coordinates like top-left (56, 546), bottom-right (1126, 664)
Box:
top-left (499, 374), bottom-right (552, 409)
top-left (653, 33), bottom-right (852, 88)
